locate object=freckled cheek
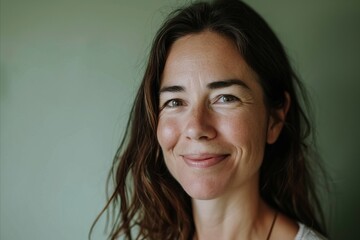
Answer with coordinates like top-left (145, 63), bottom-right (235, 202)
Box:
top-left (157, 118), bottom-right (180, 151)
top-left (220, 116), bottom-right (249, 138)
top-left (219, 114), bottom-right (265, 146)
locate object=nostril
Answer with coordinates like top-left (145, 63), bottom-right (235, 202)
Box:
top-left (184, 118), bottom-right (216, 141)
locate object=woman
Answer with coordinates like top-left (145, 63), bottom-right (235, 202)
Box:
top-left (91, 0), bottom-right (328, 239)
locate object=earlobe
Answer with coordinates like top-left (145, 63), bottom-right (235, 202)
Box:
top-left (266, 92), bottom-right (291, 144)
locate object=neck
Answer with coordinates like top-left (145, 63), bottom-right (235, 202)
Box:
top-left (192, 181), bottom-right (274, 240)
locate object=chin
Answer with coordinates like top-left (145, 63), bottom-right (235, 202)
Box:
top-left (181, 178), bottom-right (224, 200)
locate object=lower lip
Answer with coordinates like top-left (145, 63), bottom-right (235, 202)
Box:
top-left (182, 155), bottom-right (229, 168)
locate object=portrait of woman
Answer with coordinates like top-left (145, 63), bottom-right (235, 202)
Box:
top-left (3, 0), bottom-right (360, 238)
top-left (91, 0), bottom-right (328, 239)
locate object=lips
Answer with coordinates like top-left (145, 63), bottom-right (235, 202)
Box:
top-left (181, 154), bottom-right (229, 168)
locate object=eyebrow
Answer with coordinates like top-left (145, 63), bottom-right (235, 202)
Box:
top-left (207, 79), bottom-right (250, 90)
top-left (159, 78), bottom-right (250, 94)
top-left (159, 85), bottom-right (184, 94)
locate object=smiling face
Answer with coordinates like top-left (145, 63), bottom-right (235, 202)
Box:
top-left (157, 31), bottom-right (283, 200)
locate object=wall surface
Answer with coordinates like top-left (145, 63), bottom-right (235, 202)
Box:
top-left (1, 0), bottom-right (359, 239)
top-left (244, 1), bottom-right (360, 239)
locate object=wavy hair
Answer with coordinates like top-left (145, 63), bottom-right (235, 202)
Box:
top-left (90, 0), bottom-right (328, 239)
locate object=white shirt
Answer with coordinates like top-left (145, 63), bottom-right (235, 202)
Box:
top-left (294, 222), bottom-right (327, 240)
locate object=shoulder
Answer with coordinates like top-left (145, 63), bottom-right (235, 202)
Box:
top-left (294, 222), bottom-right (327, 240)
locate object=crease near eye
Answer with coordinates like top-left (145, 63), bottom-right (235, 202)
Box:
top-left (213, 94), bottom-right (241, 104)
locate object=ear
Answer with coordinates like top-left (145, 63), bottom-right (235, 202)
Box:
top-left (266, 92), bottom-right (291, 144)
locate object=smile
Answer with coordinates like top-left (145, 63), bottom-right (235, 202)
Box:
top-left (181, 154), bottom-right (230, 168)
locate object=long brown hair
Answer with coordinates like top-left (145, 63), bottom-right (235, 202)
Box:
top-left (90, 0), bottom-right (328, 239)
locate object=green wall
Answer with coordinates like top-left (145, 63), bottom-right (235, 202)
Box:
top-left (244, 0), bottom-right (360, 237)
top-left (1, 0), bottom-right (359, 239)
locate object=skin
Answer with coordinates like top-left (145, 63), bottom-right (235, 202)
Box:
top-left (157, 31), bottom-right (296, 239)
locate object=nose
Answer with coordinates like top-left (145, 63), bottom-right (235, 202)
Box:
top-left (184, 104), bottom-right (217, 141)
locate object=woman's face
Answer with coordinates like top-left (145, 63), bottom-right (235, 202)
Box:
top-left (157, 31), bottom-right (282, 200)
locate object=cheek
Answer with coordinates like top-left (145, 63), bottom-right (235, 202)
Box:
top-left (157, 117), bottom-right (181, 179)
top-left (221, 110), bottom-right (268, 151)
top-left (157, 117), bottom-right (179, 151)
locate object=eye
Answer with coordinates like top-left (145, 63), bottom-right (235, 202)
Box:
top-left (215, 94), bottom-right (240, 104)
top-left (162, 98), bottom-right (185, 109)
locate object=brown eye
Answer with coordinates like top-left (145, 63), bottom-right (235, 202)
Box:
top-left (165, 99), bottom-right (184, 108)
top-left (216, 95), bottom-right (239, 104)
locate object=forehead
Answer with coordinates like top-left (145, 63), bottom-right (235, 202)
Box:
top-left (161, 31), bottom-right (259, 88)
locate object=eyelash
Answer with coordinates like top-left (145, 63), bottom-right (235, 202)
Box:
top-left (160, 94), bottom-right (240, 110)
top-left (162, 98), bottom-right (185, 109)
top-left (214, 94), bottom-right (240, 104)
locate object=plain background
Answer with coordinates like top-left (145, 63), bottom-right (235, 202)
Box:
top-left (1, 0), bottom-right (359, 239)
